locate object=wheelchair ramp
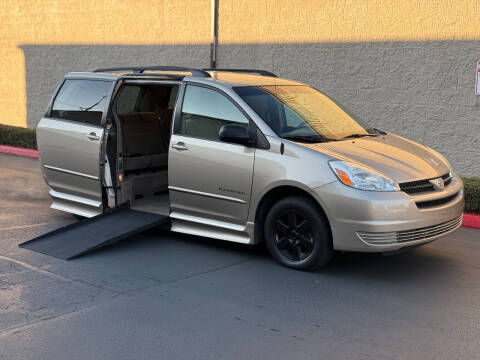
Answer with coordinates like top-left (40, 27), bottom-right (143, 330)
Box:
top-left (19, 207), bottom-right (168, 260)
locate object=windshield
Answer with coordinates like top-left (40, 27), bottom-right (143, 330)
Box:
top-left (234, 85), bottom-right (377, 142)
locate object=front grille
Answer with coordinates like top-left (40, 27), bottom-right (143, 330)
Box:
top-left (400, 173), bottom-right (451, 194)
top-left (416, 192), bottom-right (459, 209)
top-left (357, 216), bottom-right (462, 245)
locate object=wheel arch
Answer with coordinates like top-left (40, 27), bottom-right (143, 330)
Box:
top-left (252, 184), bottom-right (332, 245)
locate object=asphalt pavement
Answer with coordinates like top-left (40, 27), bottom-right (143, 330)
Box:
top-left (0, 153), bottom-right (479, 360)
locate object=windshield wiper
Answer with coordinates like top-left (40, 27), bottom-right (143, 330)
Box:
top-left (339, 133), bottom-right (379, 140)
top-left (373, 128), bottom-right (387, 135)
top-left (80, 95), bottom-right (106, 111)
top-left (282, 135), bottom-right (336, 143)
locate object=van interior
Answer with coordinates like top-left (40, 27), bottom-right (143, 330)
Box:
top-left (109, 83), bottom-right (179, 215)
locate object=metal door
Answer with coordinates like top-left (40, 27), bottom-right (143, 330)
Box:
top-left (168, 84), bottom-right (255, 225)
top-left (37, 78), bottom-right (114, 217)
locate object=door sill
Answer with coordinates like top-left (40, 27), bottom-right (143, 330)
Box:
top-left (130, 193), bottom-right (170, 216)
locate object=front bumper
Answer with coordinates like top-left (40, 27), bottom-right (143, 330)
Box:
top-left (311, 177), bottom-right (464, 252)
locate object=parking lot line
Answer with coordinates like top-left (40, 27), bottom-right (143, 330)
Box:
top-left (1, 223), bottom-right (48, 231)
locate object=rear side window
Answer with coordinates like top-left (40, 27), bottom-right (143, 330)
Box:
top-left (51, 79), bottom-right (112, 126)
top-left (178, 85), bottom-right (248, 141)
top-left (115, 86), bottom-right (141, 114)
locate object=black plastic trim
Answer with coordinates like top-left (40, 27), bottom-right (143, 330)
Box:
top-left (256, 128), bottom-right (270, 150)
top-left (204, 68), bottom-right (277, 77)
top-left (416, 192), bottom-right (460, 209)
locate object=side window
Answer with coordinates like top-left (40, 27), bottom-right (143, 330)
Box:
top-left (178, 85), bottom-right (248, 141)
top-left (51, 79), bottom-right (112, 126)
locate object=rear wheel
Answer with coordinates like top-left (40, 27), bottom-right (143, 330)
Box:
top-left (264, 196), bottom-right (333, 270)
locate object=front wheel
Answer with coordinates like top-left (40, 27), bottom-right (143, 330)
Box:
top-left (264, 196), bottom-right (333, 271)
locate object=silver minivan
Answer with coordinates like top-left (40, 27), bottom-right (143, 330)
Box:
top-left (37, 67), bottom-right (464, 270)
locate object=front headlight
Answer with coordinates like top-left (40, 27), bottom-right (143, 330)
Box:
top-left (329, 161), bottom-right (400, 192)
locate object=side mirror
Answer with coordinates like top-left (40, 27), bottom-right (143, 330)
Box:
top-left (219, 124), bottom-right (251, 146)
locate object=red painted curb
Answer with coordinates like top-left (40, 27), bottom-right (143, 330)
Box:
top-left (462, 213), bottom-right (480, 230)
top-left (0, 145), bottom-right (39, 159)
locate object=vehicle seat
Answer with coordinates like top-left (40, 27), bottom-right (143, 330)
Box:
top-left (119, 113), bottom-right (169, 171)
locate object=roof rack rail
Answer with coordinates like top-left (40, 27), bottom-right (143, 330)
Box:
top-left (92, 66), bottom-right (211, 78)
top-left (120, 73), bottom-right (186, 80)
top-left (203, 68), bottom-right (277, 77)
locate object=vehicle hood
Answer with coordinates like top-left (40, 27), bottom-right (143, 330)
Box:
top-left (298, 134), bottom-right (450, 183)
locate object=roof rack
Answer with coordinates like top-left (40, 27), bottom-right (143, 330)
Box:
top-left (120, 73), bottom-right (186, 80)
top-left (92, 66), bottom-right (211, 78)
top-left (203, 68), bottom-right (277, 77)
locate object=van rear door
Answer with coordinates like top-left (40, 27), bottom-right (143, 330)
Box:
top-left (37, 76), bottom-right (116, 217)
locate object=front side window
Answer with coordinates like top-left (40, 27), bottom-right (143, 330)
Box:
top-left (235, 85), bottom-right (376, 142)
top-left (51, 79), bottom-right (112, 126)
top-left (178, 85), bottom-right (248, 141)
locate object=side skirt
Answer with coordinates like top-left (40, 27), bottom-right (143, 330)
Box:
top-left (169, 211), bottom-right (255, 245)
top-left (49, 189), bottom-right (102, 218)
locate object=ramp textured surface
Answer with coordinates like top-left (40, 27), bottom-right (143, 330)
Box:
top-left (19, 208), bottom-right (168, 259)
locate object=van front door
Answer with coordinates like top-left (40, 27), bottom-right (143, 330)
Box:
top-left (168, 84), bottom-right (255, 228)
top-left (37, 78), bottom-right (114, 217)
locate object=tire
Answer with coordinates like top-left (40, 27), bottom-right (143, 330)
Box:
top-left (264, 196), bottom-right (333, 271)
top-left (72, 214), bottom-right (86, 220)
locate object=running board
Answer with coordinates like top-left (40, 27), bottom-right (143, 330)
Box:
top-left (19, 207), bottom-right (168, 260)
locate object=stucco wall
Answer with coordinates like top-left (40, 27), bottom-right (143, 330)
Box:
top-left (1, 0), bottom-right (480, 176)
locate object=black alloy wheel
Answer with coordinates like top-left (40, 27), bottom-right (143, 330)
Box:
top-left (264, 196), bottom-right (333, 270)
top-left (274, 210), bottom-right (314, 261)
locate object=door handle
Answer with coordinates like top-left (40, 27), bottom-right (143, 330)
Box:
top-left (172, 142), bottom-right (188, 151)
top-left (86, 132), bottom-right (100, 141)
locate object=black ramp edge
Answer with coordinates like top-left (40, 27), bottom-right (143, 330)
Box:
top-left (19, 208), bottom-right (168, 260)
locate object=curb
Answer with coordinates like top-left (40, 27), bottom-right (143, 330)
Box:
top-left (0, 144), bottom-right (479, 230)
top-left (462, 213), bottom-right (480, 230)
top-left (0, 144), bottom-right (39, 159)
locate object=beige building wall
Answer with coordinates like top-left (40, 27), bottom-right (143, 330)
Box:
top-left (219, 1), bottom-right (480, 43)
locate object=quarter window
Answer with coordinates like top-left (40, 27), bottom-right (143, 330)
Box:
top-left (178, 85), bottom-right (248, 141)
top-left (51, 79), bottom-right (112, 126)
top-left (284, 106), bottom-right (304, 128)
